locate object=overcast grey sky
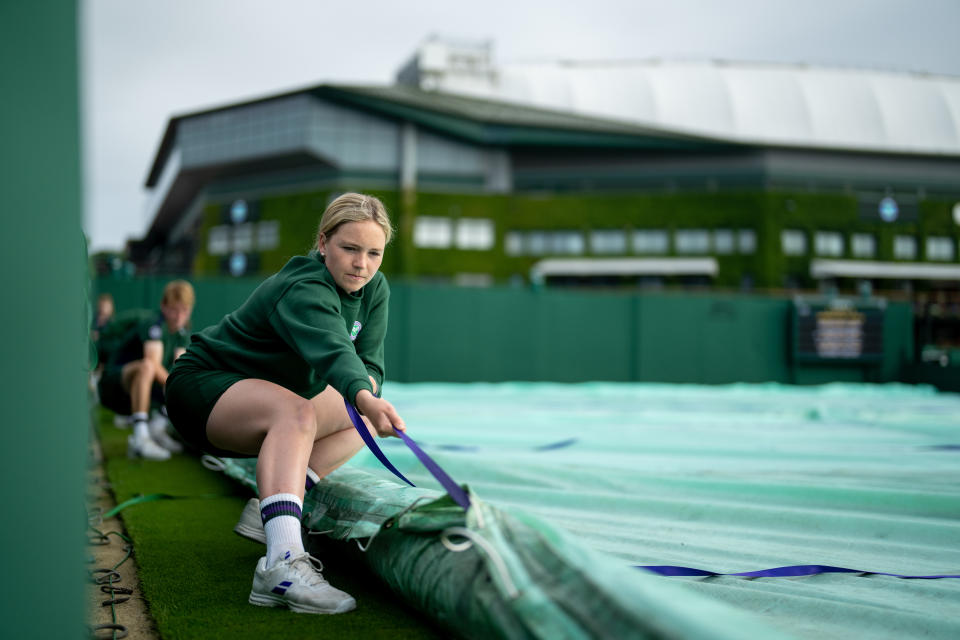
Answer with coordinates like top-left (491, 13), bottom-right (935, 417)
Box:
top-left (81, 0), bottom-right (960, 252)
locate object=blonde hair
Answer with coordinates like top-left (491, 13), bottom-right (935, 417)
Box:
top-left (96, 292), bottom-right (114, 310)
top-left (162, 280), bottom-right (195, 307)
top-left (316, 193), bottom-right (393, 247)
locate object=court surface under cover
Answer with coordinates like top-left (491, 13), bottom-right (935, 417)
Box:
top-left (337, 381), bottom-right (960, 639)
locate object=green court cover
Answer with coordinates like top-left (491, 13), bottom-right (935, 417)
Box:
top-left (211, 382), bottom-right (960, 639)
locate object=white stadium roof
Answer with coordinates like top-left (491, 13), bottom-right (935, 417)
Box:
top-left (401, 40), bottom-right (960, 157)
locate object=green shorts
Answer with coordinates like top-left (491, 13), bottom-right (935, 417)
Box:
top-left (165, 362), bottom-right (253, 458)
top-left (97, 364), bottom-right (164, 416)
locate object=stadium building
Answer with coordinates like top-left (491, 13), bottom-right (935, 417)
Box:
top-left (132, 39), bottom-right (960, 353)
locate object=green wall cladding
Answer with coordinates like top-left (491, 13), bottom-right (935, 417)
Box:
top-left (95, 277), bottom-right (914, 386)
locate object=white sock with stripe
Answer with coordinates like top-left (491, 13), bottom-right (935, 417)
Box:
top-left (260, 493), bottom-right (304, 568)
top-left (130, 412), bottom-right (150, 440)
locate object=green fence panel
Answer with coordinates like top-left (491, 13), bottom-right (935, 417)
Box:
top-left (532, 290), bottom-right (635, 382)
top-left (93, 276), bottom-right (915, 386)
top-left (633, 295), bottom-right (791, 384)
top-left (700, 297), bottom-right (792, 384)
top-left (397, 285), bottom-right (539, 382)
top-left (882, 301), bottom-right (915, 381)
top-left (95, 276), bottom-right (263, 335)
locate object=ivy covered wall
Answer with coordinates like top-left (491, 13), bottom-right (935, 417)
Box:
top-left (191, 186), bottom-right (959, 290)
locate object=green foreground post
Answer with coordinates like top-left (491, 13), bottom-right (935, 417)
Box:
top-left (0, 1), bottom-right (87, 637)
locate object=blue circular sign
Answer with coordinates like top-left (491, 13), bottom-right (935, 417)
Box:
top-left (229, 252), bottom-right (247, 276)
top-left (878, 196), bottom-right (899, 222)
top-left (230, 199), bottom-right (248, 224)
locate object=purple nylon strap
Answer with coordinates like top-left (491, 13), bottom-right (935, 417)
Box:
top-left (395, 427), bottom-right (471, 511)
top-left (638, 564), bottom-right (960, 579)
top-left (344, 400), bottom-right (471, 511)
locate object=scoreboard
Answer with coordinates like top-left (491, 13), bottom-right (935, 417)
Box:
top-left (792, 299), bottom-right (885, 364)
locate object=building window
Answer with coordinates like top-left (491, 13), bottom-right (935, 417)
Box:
top-left (505, 231), bottom-right (524, 256)
top-left (414, 216), bottom-right (452, 248)
top-left (782, 230), bottom-right (806, 256)
top-left (850, 233), bottom-right (876, 259)
top-left (738, 229), bottom-right (757, 254)
top-left (256, 220), bottom-right (280, 250)
top-left (455, 218), bottom-right (494, 250)
top-left (632, 230), bottom-right (668, 254)
top-left (590, 230), bottom-right (627, 254)
top-left (675, 229), bottom-right (710, 254)
top-left (926, 236), bottom-right (956, 261)
top-left (208, 225), bottom-right (231, 255)
top-left (527, 232), bottom-right (548, 255)
top-left (505, 230), bottom-right (585, 255)
top-left (814, 231), bottom-right (843, 257)
top-left (713, 229), bottom-right (735, 255)
top-left (453, 273), bottom-right (493, 287)
top-left (893, 235), bottom-right (917, 260)
top-left (233, 223), bottom-right (255, 252)
top-left (551, 231), bottom-right (585, 255)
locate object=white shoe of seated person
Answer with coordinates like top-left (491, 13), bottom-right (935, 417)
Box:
top-left (249, 552), bottom-right (355, 614)
top-left (127, 434), bottom-right (171, 461)
top-left (148, 413), bottom-right (183, 453)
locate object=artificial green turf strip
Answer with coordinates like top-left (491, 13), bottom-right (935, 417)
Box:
top-left (95, 409), bottom-right (447, 639)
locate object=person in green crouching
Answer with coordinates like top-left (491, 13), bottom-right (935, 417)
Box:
top-left (165, 193), bottom-right (405, 615)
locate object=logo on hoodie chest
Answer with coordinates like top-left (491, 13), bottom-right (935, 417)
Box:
top-left (350, 321), bottom-right (362, 342)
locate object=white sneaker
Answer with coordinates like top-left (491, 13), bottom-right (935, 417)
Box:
top-left (127, 434), bottom-right (171, 461)
top-left (249, 553), bottom-right (355, 614)
top-left (148, 415), bottom-right (183, 453)
top-left (234, 498), bottom-right (266, 544)
top-left (152, 429), bottom-right (183, 453)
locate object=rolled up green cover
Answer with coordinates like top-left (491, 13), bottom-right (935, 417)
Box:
top-left (215, 458), bottom-right (788, 639)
